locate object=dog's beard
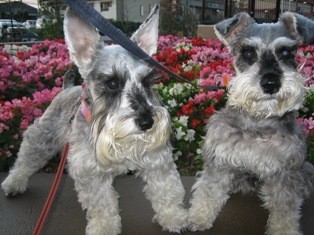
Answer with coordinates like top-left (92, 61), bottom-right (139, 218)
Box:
top-left (92, 106), bottom-right (171, 167)
top-left (227, 71), bottom-right (306, 117)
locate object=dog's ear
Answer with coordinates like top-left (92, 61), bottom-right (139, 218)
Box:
top-left (215, 13), bottom-right (254, 47)
top-left (280, 12), bottom-right (314, 45)
top-left (63, 8), bottom-right (100, 76)
top-left (130, 4), bottom-right (159, 56)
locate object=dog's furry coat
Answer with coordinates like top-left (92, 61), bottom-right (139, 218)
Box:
top-left (2, 5), bottom-right (188, 234)
top-left (188, 12), bottom-right (314, 235)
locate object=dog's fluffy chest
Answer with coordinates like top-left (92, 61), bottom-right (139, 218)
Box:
top-left (203, 107), bottom-right (307, 177)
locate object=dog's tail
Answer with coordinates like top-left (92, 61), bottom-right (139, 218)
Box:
top-left (62, 69), bottom-right (76, 89)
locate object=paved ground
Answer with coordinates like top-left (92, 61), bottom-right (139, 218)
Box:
top-left (0, 173), bottom-right (313, 235)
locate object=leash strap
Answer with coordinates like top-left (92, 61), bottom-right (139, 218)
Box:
top-left (32, 143), bottom-right (69, 235)
top-left (62, 0), bottom-right (221, 91)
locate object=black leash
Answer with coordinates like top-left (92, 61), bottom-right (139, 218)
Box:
top-left (62, 0), bottom-right (223, 91)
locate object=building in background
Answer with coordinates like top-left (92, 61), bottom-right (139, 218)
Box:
top-left (87, 0), bottom-right (160, 22)
top-left (180, 0), bottom-right (313, 24)
top-left (180, 0), bottom-right (224, 24)
top-left (225, 0), bottom-right (314, 22)
top-left (0, 1), bottom-right (38, 21)
top-left (1, 1), bottom-right (312, 28)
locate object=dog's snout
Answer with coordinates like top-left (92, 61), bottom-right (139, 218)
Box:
top-left (136, 115), bottom-right (154, 131)
top-left (260, 74), bottom-right (281, 94)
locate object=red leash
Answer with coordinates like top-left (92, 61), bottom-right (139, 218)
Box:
top-left (32, 142), bottom-right (70, 235)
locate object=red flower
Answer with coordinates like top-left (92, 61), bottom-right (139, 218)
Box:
top-left (16, 51), bottom-right (25, 60)
top-left (204, 105), bottom-right (215, 116)
top-left (191, 118), bottom-right (201, 128)
top-left (181, 101), bottom-right (194, 115)
top-left (191, 37), bottom-right (207, 47)
top-left (1, 51), bottom-right (9, 58)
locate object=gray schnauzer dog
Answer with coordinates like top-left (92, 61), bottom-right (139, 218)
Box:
top-left (188, 13), bottom-right (314, 235)
top-left (2, 5), bottom-right (188, 234)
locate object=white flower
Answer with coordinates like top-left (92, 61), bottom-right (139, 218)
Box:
top-left (184, 129), bottom-right (195, 142)
top-left (182, 59), bottom-right (201, 72)
top-left (153, 83), bottom-right (163, 90)
top-left (169, 83), bottom-right (184, 96)
top-left (175, 127), bottom-right (185, 140)
top-left (19, 45), bottom-right (30, 53)
top-left (173, 42), bottom-right (192, 51)
top-left (182, 62), bottom-right (193, 72)
top-left (167, 99), bottom-right (177, 108)
top-left (196, 148), bottom-right (202, 154)
top-left (162, 87), bottom-right (168, 95)
top-left (178, 115), bottom-right (189, 127)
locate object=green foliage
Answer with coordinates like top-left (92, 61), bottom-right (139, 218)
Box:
top-left (32, 19), bottom-right (140, 40)
top-left (28, 20), bottom-right (63, 40)
top-left (38, 0), bottom-right (63, 20)
top-left (304, 89), bottom-right (314, 115)
top-left (41, 20), bottom-right (64, 40)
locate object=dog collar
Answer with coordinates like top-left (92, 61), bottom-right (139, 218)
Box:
top-left (81, 83), bottom-right (92, 122)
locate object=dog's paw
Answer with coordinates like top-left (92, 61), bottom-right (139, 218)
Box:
top-left (187, 212), bottom-right (213, 232)
top-left (1, 175), bottom-right (28, 197)
top-left (153, 207), bottom-right (188, 233)
top-left (266, 228), bottom-right (302, 235)
top-left (86, 215), bottom-right (121, 235)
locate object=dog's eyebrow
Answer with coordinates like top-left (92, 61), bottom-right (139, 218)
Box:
top-left (270, 37), bottom-right (298, 49)
top-left (142, 69), bottom-right (160, 81)
top-left (243, 37), bottom-right (262, 48)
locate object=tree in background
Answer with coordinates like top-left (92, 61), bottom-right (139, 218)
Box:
top-left (38, 0), bottom-right (63, 20)
top-left (160, 0), bottom-right (181, 35)
top-left (160, 0), bottom-right (198, 37)
top-left (37, 0), bottom-right (64, 39)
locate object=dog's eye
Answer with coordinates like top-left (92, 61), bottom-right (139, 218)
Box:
top-left (142, 70), bottom-right (161, 88)
top-left (106, 79), bottom-right (119, 90)
top-left (277, 46), bottom-right (297, 61)
top-left (242, 49), bottom-right (256, 60)
top-left (281, 49), bottom-right (290, 57)
top-left (279, 48), bottom-right (293, 59)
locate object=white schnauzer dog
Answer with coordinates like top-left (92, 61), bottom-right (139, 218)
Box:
top-left (2, 5), bottom-right (188, 234)
top-left (188, 12), bottom-right (314, 235)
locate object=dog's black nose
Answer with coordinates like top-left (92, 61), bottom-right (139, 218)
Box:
top-left (136, 116), bottom-right (154, 131)
top-left (260, 75), bottom-right (281, 94)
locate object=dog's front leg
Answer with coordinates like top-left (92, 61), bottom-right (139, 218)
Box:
top-left (68, 150), bottom-right (121, 235)
top-left (138, 150), bottom-right (188, 233)
top-left (259, 172), bottom-right (304, 235)
top-left (188, 163), bottom-right (234, 231)
top-left (70, 166), bottom-right (121, 235)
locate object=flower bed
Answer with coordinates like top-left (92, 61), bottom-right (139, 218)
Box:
top-left (0, 38), bottom-right (313, 174)
top-left (0, 40), bottom-right (72, 170)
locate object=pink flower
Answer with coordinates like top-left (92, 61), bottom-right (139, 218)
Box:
top-left (33, 108), bottom-right (43, 117)
top-left (297, 116), bottom-right (314, 134)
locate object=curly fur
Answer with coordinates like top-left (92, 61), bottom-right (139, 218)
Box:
top-left (189, 12), bottom-right (314, 235)
top-left (2, 5), bottom-right (188, 234)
